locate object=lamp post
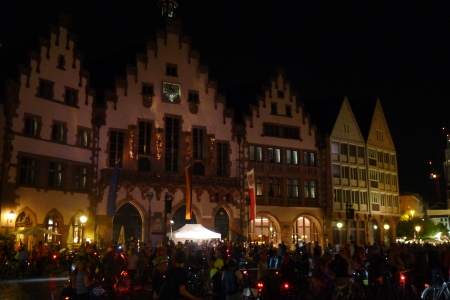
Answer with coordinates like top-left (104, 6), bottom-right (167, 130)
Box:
top-left (384, 223), bottom-right (390, 245)
top-left (163, 192), bottom-right (173, 244)
top-left (337, 222), bottom-right (343, 245)
top-left (147, 191), bottom-right (154, 244)
top-left (80, 215), bottom-right (87, 243)
top-left (170, 220), bottom-right (174, 240)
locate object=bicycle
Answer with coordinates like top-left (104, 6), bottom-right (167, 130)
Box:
top-left (50, 282), bottom-right (76, 300)
top-left (115, 270), bottom-right (133, 295)
top-left (421, 280), bottom-right (450, 300)
top-left (397, 269), bottom-right (419, 300)
top-left (331, 275), bottom-right (367, 300)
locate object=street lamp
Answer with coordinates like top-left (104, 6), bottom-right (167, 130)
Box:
top-left (80, 215), bottom-right (87, 243)
top-left (410, 210), bottom-right (415, 219)
top-left (170, 220), bottom-right (174, 240)
top-left (415, 226), bottom-right (421, 241)
top-left (147, 191), bottom-right (154, 244)
top-left (384, 223), bottom-right (390, 244)
top-left (337, 222), bottom-right (343, 245)
top-left (7, 211), bottom-right (15, 223)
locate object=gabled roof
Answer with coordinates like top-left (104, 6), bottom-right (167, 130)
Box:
top-left (330, 97), bottom-right (365, 143)
top-left (303, 95), bottom-right (346, 136)
top-left (346, 96), bottom-right (378, 140)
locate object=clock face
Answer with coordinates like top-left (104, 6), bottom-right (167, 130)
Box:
top-left (162, 82), bottom-right (181, 102)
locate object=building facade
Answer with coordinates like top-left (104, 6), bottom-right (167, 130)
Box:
top-left (0, 2), bottom-right (401, 250)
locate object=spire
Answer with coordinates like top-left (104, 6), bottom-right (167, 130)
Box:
top-left (158, 0), bottom-right (179, 19)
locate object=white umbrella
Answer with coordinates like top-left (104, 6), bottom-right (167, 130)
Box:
top-left (118, 226), bottom-right (125, 245)
top-left (10, 225), bottom-right (62, 236)
top-left (10, 225), bottom-right (61, 247)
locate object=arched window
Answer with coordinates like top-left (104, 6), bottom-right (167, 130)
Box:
top-left (254, 215), bottom-right (278, 243)
top-left (45, 214), bottom-right (59, 244)
top-left (293, 216), bottom-right (318, 243)
top-left (172, 205), bottom-right (197, 231)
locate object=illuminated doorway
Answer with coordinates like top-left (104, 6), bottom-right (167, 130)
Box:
top-left (293, 216), bottom-right (318, 244)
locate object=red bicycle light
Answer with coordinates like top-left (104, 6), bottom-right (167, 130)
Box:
top-left (242, 270), bottom-right (247, 275)
top-left (284, 283), bottom-right (289, 289)
top-left (400, 275), bottom-right (405, 281)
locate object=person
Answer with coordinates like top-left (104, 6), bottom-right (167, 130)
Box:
top-left (159, 250), bottom-right (202, 300)
top-left (75, 260), bottom-right (97, 300)
top-left (313, 241), bottom-right (322, 260)
top-left (37, 241), bottom-right (46, 276)
top-left (333, 249), bottom-right (349, 287)
top-left (276, 244), bottom-right (283, 269)
top-left (152, 256), bottom-right (169, 299)
top-left (206, 265), bottom-right (225, 300)
top-left (208, 248), bottom-right (224, 278)
top-left (126, 248), bottom-right (139, 289)
top-left (222, 258), bottom-right (244, 300)
top-left (257, 252), bottom-right (269, 280)
top-left (18, 246), bottom-right (28, 276)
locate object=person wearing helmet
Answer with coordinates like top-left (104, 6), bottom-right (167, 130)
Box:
top-left (151, 256), bottom-right (168, 299)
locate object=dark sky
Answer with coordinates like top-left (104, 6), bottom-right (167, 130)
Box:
top-left (1, 0), bottom-right (449, 203)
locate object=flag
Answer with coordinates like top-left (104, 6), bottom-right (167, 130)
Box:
top-left (185, 164), bottom-right (192, 220)
top-left (247, 169), bottom-right (256, 221)
top-left (106, 160), bottom-right (120, 217)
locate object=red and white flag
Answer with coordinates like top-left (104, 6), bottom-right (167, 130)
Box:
top-left (247, 169), bottom-right (256, 221)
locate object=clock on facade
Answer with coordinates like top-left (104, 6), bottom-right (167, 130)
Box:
top-left (162, 82), bottom-right (181, 102)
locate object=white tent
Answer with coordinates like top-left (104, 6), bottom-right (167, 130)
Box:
top-left (168, 224), bottom-right (221, 243)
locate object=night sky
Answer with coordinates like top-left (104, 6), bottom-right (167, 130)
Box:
top-left (1, 0), bottom-right (449, 203)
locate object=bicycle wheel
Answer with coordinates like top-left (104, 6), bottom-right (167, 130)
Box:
top-left (421, 286), bottom-right (449, 300)
top-left (116, 277), bottom-right (132, 294)
top-left (50, 284), bottom-right (67, 300)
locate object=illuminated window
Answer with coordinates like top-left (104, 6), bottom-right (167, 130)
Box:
top-left (294, 216), bottom-right (319, 242)
top-left (255, 216), bottom-right (277, 243)
top-left (78, 129), bottom-right (89, 147)
top-left (51, 122), bottom-right (66, 143)
top-left (45, 214), bottom-right (59, 243)
top-left (48, 161), bottom-right (63, 188)
top-left (256, 176), bottom-right (263, 196)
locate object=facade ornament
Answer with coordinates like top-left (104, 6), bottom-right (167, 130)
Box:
top-left (209, 134), bottom-right (215, 159)
top-left (184, 131), bottom-right (191, 161)
top-left (128, 125), bottom-right (136, 159)
top-left (155, 128), bottom-right (164, 160)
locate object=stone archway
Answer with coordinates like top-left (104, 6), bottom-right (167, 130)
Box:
top-left (214, 207), bottom-right (230, 241)
top-left (172, 205), bottom-right (198, 231)
top-left (113, 202), bottom-right (142, 244)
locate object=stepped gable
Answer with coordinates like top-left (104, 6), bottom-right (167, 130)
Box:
top-left (303, 95), bottom-right (345, 136)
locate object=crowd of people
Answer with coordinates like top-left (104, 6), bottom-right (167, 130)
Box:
top-left (3, 237), bottom-right (450, 299)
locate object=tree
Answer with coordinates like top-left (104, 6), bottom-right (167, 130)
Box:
top-left (396, 216), bottom-right (446, 239)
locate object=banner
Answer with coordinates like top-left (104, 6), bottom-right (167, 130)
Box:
top-left (247, 169), bottom-right (256, 221)
top-left (185, 164), bottom-right (192, 220)
top-left (106, 160), bottom-right (120, 217)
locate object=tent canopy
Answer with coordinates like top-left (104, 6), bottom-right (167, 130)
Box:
top-left (168, 224), bottom-right (221, 243)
